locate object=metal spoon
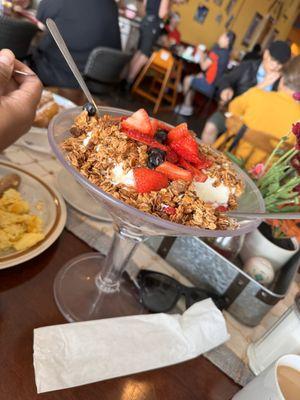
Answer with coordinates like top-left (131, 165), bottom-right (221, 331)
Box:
top-left (45, 18), bottom-right (98, 112)
top-left (228, 211), bottom-right (300, 220)
top-left (13, 70), bottom-right (36, 77)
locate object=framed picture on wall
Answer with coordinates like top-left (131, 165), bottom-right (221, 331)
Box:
top-left (215, 14), bottom-right (223, 24)
top-left (225, 15), bottom-right (234, 29)
top-left (226, 0), bottom-right (237, 15)
top-left (214, 0), bottom-right (223, 6)
top-left (242, 13), bottom-right (263, 47)
top-left (194, 5), bottom-right (209, 24)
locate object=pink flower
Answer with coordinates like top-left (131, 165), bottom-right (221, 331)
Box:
top-left (292, 122), bottom-right (300, 137)
top-left (293, 184), bottom-right (300, 194)
top-left (292, 122), bottom-right (300, 150)
top-left (293, 92), bottom-right (300, 102)
top-left (291, 152), bottom-right (300, 174)
top-left (250, 163), bottom-right (265, 179)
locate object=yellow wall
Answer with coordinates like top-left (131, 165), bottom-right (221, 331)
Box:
top-left (173, 0), bottom-right (300, 54)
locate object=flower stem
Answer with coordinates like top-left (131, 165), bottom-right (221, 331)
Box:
top-left (263, 137), bottom-right (286, 171)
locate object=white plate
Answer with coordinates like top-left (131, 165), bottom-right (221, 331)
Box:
top-left (56, 169), bottom-right (112, 222)
top-left (15, 93), bottom-right (76, 154)
top-left (0, 162), bottom-right (67, 269)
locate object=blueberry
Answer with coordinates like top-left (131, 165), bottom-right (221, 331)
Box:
top-left (83, 102), bottom-right (97, 116)
top-left (155, 130), bottom-right (168, 144)
top-left (147, 148), bottom-right (166, 169)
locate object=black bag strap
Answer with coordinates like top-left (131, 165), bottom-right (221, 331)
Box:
top-left (228, 123), bottom-right (248, 152)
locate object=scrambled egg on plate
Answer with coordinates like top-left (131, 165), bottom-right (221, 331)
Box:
top-left (0, 189), bottom-right (45, 252)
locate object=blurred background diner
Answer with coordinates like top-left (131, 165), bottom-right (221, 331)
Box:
top-left (1, 0), bottom-right (300, 164)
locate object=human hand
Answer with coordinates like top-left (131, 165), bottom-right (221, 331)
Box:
top-left (220, 88), bottom-right (234, 104)
top-left (0, 49), bottom-right (42, 151)
top-left (13, 0), bottom-right (30, 7)
top-left (257, 72), bottom-right (280, 89)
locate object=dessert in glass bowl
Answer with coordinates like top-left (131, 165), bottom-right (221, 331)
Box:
top-left (48, 105), bottom-right (264, 322)
top-left (62, 107), bottom-right (244, 231)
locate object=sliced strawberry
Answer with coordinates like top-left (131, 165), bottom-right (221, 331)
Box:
top-left (178, 158), bottom-right (208, 182)
top-left (121, 109), bottom-right (152, 136)
top-left (150, 118), bottom-right (159, 136)
top-left (167, 123), bottom-right (189, 143)
top-left (156, 162), bottom-right (192, 182)
top-left (157, 120), bottom-right (172, 132)
top-left (166, 149), bottom-right (178, 163)
top-left (124, 129), bottom-right (169, 152)
top-left (163, 206), bottom-right (176, 215)
top-left (193, 156), bottom-right (213, 169)
top-left (216, 205), bottom-right (228, 212)
top-left (170, 135), bottom-right (200, 164)
top-left (194, 174), bottom-right (208, 183)
top-left (134, 168), bottom-right (168, 193)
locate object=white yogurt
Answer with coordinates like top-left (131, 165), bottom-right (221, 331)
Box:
top-left (82, 131), bottom-right (93, 147)
top-left (111, 163), bottom-right (135, 186)
top-left (193, 177), bottom-right (230, 205)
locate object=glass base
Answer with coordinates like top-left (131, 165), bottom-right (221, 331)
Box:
top-left (54, 252), bottom-right (146, 322)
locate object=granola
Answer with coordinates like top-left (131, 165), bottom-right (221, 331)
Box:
top-left (61, 109), bottom-right (244, 230)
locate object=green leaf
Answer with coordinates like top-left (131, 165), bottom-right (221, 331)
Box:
top-left (267, 183), bottom-right (280, 193)
top-left (225, 152), bottom-right (245, 167)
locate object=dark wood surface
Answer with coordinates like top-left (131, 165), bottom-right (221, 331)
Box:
top-left (0, 87), bottom-right (240, 399)
top-left (0, 231), bottom-right (240, 400)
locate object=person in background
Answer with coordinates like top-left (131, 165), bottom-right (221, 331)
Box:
top-left (13, 0), bottom-right (31, 7)
top-left (165, 11), bottom-right (181, 46)
top-left (125, 0), bottom-right (170, 89)
top-left (0, 49), bottom-right (42, 151)
top-left (30, 0), bottom-right (121, 88)
top-left (242, 43), bottom-right (261, 61)
top-left (175, 31), bottom-right (236, 116)
top-left (201, 40), bottom-right (291, 144)
top-left (158, 11), bottom-right (181, 49)
top-left (2, 0), bottom-right (31, 15)
top-left (216, 55), bottom-right (300, 164)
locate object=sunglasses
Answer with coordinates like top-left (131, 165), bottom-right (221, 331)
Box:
top-left (135, 270), bottom-right (226, 313)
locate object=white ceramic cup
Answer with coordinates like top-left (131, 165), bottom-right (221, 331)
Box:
top-left (240, 229), bottom-right (299, 271)
top-left (232, 354), bottom-right (300, 399)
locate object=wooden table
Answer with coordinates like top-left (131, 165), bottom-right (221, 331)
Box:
top-left (0, 88), bottom-right (241, 399)
top-left (0, 231), bottom-right (240, 400)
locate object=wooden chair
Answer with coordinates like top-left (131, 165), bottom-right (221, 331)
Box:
top-left (132, 49), bottom-right (182, 114)
top-left (215, 115), bottom-right (289, 168)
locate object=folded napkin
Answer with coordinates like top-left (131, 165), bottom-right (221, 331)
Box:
top-left (33, 299), bottom-right (229, 393)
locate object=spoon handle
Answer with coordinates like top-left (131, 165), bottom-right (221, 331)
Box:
top-left (46, 18), bottom-right (97, 111)
top-left (13, 70), bottom-right (36, 77)
top-left (228, 211), bottom-right (300, 220)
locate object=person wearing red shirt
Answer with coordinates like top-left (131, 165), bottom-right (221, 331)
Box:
top-left (175, 31), bottom-right (236, 116)
top-left (165, 12), bottom-right (181, 46)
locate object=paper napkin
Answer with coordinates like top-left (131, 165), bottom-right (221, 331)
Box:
top-left (33, 299), bottom-right (229, 393)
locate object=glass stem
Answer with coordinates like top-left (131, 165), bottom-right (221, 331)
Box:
top-left (95, 226), bottom-right (144, 293)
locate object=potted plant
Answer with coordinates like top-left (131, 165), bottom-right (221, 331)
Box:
top-left (239, 122), bottom-right (300, 271)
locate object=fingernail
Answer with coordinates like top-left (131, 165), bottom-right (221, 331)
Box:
top-left (0, 49), bottom-right (14, 66)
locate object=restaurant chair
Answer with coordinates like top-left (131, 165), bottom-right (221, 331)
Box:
top-left (84, 47), bottom-right (132, 95)
top-left (215, 115), bottom-right (288, 168)
top-left (132, 49), bottom-right (182, 114)
top-left (0, 16), bottom-right (38, 60)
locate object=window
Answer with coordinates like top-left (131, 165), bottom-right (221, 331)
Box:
top-left (242, 13), bottom-right (263, 47)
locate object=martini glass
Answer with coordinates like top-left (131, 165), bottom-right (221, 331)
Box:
top-left (48, 106), bottom-right (265, 322)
